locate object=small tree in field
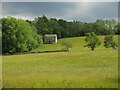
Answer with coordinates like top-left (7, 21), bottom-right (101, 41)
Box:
top-left (61, 40), bottom-right (72, 51)
top-left (104, 35), bottom-right (118, 49)
top-left (84, 32), bottom-right (101, 51)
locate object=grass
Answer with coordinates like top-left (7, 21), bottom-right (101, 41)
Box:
top-left (2, 36), bottom-right (118, 88)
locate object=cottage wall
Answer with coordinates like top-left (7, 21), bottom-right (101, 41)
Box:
top-left (43, 34), bottom-right (57, 44)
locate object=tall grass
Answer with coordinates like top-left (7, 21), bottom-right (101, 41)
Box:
top-left (2, 36), bottom-right (118, 88)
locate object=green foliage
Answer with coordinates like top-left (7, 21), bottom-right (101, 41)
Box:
top-left (2, 16), bottom-right (42, 53)
top-left (84, 32), bottom-right (101, 51)
top-left (61, 40), bottom-right (72, 50)
top-left (2, 15), bottom-right (119, 53)
top-left (116, 23), bottom-right (120, 35)
top-left (96, 19), bottom-right (118, 35)
top-left (33, 16), bottom-right (119, 38)
top-left (33, 15), bottom-right (52, 35)
top-left (104, 35), bottom-right (118, 49)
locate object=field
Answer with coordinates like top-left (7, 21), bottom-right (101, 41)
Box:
top-left (2, 36), bottom-right (118, 88)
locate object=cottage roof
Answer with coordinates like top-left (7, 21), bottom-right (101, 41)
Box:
top-left (44, 34), bottom-right (57, 37)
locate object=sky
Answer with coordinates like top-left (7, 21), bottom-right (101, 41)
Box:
top-left (1, 1), bottom-right (119, 22)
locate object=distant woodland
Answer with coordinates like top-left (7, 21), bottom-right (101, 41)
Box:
top-left (2, 15), bottom-right (120, 53)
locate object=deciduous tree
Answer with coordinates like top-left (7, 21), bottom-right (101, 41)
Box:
top-left (84, 32), bottom-right (101, 51)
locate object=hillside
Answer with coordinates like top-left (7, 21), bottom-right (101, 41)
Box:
top-left (2, 36), bottom-right (118, 88)
top-left (32, 35), bottom-right (118, 52)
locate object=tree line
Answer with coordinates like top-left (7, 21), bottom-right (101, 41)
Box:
top-left (2, 16), bottom-right (120, 53)
top-left (31, 15), bottom-right (119, 39)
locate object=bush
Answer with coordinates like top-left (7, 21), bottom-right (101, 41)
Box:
top-left (104, 35), bottom-right (118, 49)
top-left (61, 40), bottom-right (72, 51)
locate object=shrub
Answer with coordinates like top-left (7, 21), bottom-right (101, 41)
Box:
top-left (61, 40), bottom-right (72, 51)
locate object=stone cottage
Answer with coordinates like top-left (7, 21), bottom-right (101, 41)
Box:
top-left (43, 34), bottom-right (57, 44)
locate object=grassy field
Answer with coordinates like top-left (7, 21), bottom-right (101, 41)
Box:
top-left (2, 36), bottom-right (118, 88)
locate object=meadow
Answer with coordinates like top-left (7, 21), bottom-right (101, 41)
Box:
top-left (2, 36), bottom-right (118, 88)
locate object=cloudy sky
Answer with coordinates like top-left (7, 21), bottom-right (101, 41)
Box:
top-left (2, 1), bottom-right (119, 22)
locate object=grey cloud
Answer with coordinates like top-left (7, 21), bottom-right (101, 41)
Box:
top-left (2, 2), bottom-right (118, 22)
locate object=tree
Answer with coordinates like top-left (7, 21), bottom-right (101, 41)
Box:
top-left (105, 19), bottom-right (118, 35)
top-left (84, 32), bottom-right (101, 51)
top-left (95, 19), bottom-right (117, 35)
top-left (2, 16), bottom-right (42, 53)
top-left (61, 40), bottom-right (72, 51)
top-left (33, 15), bottom-right (118, 39)
top-left (96, 20), bottom-right (108, 35)
top-left (116, 23), bottom-right (120, 35)
top-left (104, 35), bottom-right (118, 49)
top-left (48, 18), bottom-right (62, 38)
top-left (33, 15), bottom-right (50, 35)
